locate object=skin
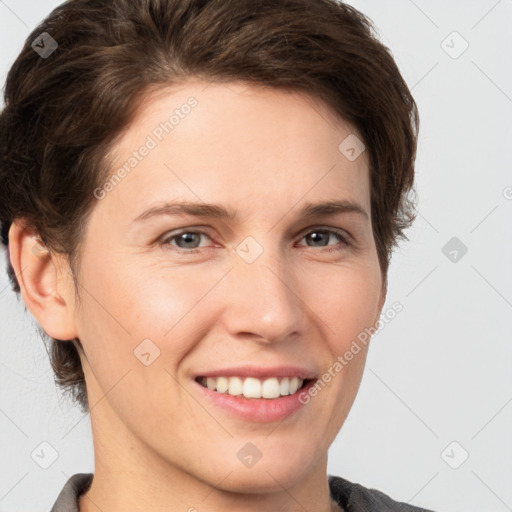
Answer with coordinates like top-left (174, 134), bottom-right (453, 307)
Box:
top-left (9, 80), bottom-right (386, 512)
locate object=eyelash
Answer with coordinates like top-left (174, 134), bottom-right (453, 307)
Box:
top-left (159, 227), bottom-right (351, 255)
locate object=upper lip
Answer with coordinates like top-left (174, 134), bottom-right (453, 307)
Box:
top-left (195, 366), bottom-right (317, 380)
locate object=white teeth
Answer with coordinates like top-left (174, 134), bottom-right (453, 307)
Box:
top-left (243, 377), bottom-right (262, 398)
top-left (289, 377), bottom-right (300, 394)
top-left (199, 376), bottom-right (305, 399)
top-left (280, 377), bottom-right (290, 396)
top-left (216, 376), bottom-right (229, 393)
top-left (261, 377), bottom-right (280, 398)
top-left (228, 376), bottom-right (243, 396)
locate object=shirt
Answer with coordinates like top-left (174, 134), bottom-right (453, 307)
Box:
top-left (50, 473), bottom-right (437, 511)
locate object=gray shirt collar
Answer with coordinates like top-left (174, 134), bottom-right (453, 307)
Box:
top-left (50, 473), bottom-right (436, 512)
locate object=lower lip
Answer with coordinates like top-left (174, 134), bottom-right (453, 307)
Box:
top-left (194, 379), bottom-right (317, 423)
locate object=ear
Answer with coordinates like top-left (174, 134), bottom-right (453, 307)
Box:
top-left (8, 220), bottom-right (79, 341)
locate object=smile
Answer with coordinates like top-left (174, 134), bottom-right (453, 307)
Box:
top-left (195, 376), bottom-right (311, 399)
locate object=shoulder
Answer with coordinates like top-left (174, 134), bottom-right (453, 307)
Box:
top-left (328, 474), bottom-right (439, 512)
top-left (50, 473), bottom-right (93, 512)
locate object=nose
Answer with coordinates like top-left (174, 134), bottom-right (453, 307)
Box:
top-left (219, 242), bottom-right (305, 345)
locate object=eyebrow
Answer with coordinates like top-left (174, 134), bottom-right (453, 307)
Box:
top-left (131, 199), bottom-right (369, 225)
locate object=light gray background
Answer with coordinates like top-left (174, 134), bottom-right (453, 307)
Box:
top-left (1, 1), bottom-right (511, 511)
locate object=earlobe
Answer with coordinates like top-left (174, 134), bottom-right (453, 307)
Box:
top-left (8, 220), bottom-right (79, 341)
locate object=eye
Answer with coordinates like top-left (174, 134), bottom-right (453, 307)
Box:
top-left (159, 227), bottom-right (351, 254)
top-left (161, 230), bottom-right (212, 253)
top-left (297, 228), bottom-right (350, 252)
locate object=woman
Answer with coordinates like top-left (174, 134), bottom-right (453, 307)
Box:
top-left (0, 0), bottom-right (435, 510)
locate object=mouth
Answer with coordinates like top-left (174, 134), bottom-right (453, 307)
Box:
top-left (195, 375), bottom-right (314, 400)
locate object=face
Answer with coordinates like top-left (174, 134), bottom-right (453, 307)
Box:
top-left (64, 81), bottom-right (385, 492)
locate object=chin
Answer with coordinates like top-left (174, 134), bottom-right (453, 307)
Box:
top-left (217, 463), bottom-right (313, 494)
top-left (203, 438), bottom-right (322, 493)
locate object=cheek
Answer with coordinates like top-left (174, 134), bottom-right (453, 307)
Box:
top-left (88, 255), bottom-right (202, 327)
top-left (76, 258), bottom-right (226, 370)
top-left (300, 262), bottom-right (382, 345)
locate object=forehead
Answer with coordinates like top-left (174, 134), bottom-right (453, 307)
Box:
top-left (99, 80), bottom-right (371, 222)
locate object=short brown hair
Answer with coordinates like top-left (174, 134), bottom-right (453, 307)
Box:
top-left (0, 0), bottom-right (419, 413)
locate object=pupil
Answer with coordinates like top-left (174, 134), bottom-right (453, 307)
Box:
top-left (180, 233), bottom-right (198, 248)
top-left (310, 231), bottom-right (327, 246)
